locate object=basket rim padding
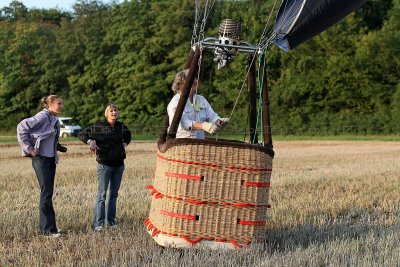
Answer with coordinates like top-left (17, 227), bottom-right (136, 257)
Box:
top-left (157, 137), bottom-right (274, 157)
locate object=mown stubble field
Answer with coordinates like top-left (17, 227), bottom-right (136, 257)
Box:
top-left (0, 140), bottom-right (399, 266)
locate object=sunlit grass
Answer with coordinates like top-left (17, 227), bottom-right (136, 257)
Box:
top-left (2, 133), bottom-right (400, 143)
top-left (0, 141), bottom-right (399, 266)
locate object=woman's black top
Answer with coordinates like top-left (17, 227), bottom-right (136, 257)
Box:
top-left (78, 120), bottom-right (131, 166)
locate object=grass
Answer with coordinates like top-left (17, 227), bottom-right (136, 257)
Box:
top-left (272, 134), bottom-right (400, 141)
top-left (0, 140), bottom-right (399, 266)
top-left (3, 134), bottom-right (400, 143)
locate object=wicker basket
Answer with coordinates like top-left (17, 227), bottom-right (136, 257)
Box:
top-left (146, 138), bottom-right (274, 249)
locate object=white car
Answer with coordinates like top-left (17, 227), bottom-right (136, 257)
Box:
top-left (58, 117), bottom-right (81, 137)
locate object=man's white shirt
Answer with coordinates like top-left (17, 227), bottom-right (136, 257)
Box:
top-left (167, 94), bottom-right (220, 139)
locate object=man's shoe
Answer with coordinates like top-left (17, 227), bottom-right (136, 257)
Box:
top-left (94, 226), bottom-right (103, 232)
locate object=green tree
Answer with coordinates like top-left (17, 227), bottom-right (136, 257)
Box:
top-left (0, 0), bottom-right (398, 135)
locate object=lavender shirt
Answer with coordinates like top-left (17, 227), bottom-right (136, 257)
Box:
top-left (17, 109), bottom-right (60, 162)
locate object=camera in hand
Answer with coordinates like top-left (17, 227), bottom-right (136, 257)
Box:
top-left (57, 143), bottom-right (67, 153)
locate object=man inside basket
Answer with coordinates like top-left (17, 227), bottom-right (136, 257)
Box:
top-left (167, 69), bottom-right (229, 139)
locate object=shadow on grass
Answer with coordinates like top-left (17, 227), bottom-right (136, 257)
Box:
top-left (263, 210), bottom-right (399, 253)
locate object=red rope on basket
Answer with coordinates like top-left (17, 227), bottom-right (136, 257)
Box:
top-left (242, 181), bottom-right (270, 187)
top-left (186, 198), bottom-right (208, 205)
top-left (226, 166), bottom-right (272, 172)
top-left (233, 202), bottom-right (255, 207)
top-left (238, 219), bottom-right (266, 226)
top-left (157, 153), bottom-right (272, 172)
top-left (165, 172), bottom-right (203, 181)
top-left (155, 192), bottom-right (164, 199)
top-left (148, 185), bottom-right (271, 207)
top-left (229, 240), bottom-right (243, 249)
top-left (157, 153), bottom-right (222, 168)
top-left (180, 235), bottom-right (203, 244)
top-left (152, 229), bottom-right (160, 237)
top-left (145, 218), bottom-right (253, 249)
top-left (160, 210), bottom-right (197, 220)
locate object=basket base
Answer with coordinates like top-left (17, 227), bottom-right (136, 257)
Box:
top-left (147, 230), bottom-right (238, 250)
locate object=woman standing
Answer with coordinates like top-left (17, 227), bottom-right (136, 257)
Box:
top-left (78, 103), bottom-right (131, 231)
top-left (17, 95), bottom-right (64, 238)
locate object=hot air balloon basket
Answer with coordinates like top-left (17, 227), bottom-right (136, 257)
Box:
top-left (145, 138), bottom-right (274, 249)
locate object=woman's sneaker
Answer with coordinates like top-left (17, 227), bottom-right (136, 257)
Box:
top-left (45, 232), bottom-right (61, 239)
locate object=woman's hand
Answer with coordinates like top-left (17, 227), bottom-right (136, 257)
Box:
top-left (89, 140), bottom-right (97, 154)
top-left (217, 118), bottom-right (230, 127)
top-left (201, 122), bottom-right (220, 134)
top-left (30, 148), bottom-right (36, 156)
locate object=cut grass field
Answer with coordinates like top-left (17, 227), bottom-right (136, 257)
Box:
top-left (0, 140), bottom-right (399, 266)
top-left (2, 134), bottom-right (400, 143)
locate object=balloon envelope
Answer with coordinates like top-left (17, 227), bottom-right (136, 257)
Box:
top-left (272, 0), bottom-right (368, 51)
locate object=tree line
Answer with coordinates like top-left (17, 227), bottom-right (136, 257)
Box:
top-left (0, 0), bottom-right (399, 135)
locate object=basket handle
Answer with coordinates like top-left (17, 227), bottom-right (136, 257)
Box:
top-left (247, 54), bottom-right (258, 144)
top-left (157, 48), bottom-right (200, 151)
top-left (260, 54), bottom-right (273, 148)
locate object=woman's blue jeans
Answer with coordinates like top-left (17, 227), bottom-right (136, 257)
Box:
top-left (32, 156), bottom-right (58, 235)
top-left (94, 164), bottom-right (125, 228)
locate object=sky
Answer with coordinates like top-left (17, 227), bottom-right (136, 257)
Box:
top-left (1, 0), bottom-right (118, 11)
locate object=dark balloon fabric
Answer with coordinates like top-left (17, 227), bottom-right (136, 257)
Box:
top-left (272, 0), bottom-right (368, 51)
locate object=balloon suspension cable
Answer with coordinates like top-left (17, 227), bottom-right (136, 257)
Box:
top-left (197, 0), bottom-right (216, 49)
top-left (256, 0), bottom-right (281, 48)
top-left (253, 54), bottom-right (267, 145)
top-left (220, 0), bottom-right (279, 119)
top-left (229, 0), bottom-right (281, 124)
top-left (191, 1), bottom-right (201, 48)
top-left (190, 0), bottom-right (277, 128)
top-left (192, 51), bottom-right (203, 107)
top-left (262, 0), bottom-right (303, 49)
top-left (228, 52), bottom-right (259, 120)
